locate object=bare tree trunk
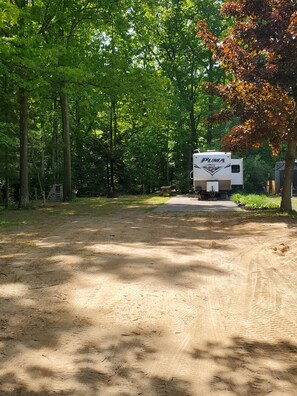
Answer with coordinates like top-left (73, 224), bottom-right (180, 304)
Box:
top-left (108, 101), bottom-right (117, 196)
top-left (165, 137), bottom-right (170, 185)
top-left (206, 54), bottom-right (214, 146)
top-left (184, 104), bottom-right (196, 192)
top-left (4, 177), bottom-right (9, 208)
top-left (280, 139), bottom-right (296, 211)
top-left (60, 92), bottom-right (72, 201)
top-left (206, 94), bottom-right (214, 145)
top-left (52, 98), bottom-right (59, 183)
top-left (106, 162), bottom-right (110, 195)
top-left (4, 149), bottom-right (9, 208)
top-left (19, 88), bottom-right (30, 209)
top-left (74, 100), bottom-right (83, 185)
top-left (40, 119), bottom-right (45, 190)
top-left (189, 103), bottom-right (197, 144)
top-left (109, 103), bottom-right (114, 194)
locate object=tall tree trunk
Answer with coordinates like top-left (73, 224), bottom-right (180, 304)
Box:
top-left (108, 104), bottom-right (113, 194)
top-left (60, 92), bottom-right (72, 201)
top-left (165, 136), bottom-right (170, 185)
top-left (280, 139), bottom-right (296, 211)
top-left (108, 101), bottom-right (116, 195)
top-left (19, 88), bottom-right (29, 209)
top-left (52, 98), bottom-right (59, 183)
top-left (190, 104), bottom-right (197, 146)
top-left (4, 148), bottom-right (9, 208)
top-left (206, 54), bottom-right (214, 146)
top-left (106, 162), bottom-right (110, 194)
top-left (75, 100), bottom-right (83, 185)
top-left (4, 177), bottom-right (9, 208)
top-left (184, 105), bottom-right (196, 190)
top-left (40, 119), bottom-right (45, 183)
top-left (112, 101), bottom-right (117, 191)
top-left (206, 95), bottom-right (214, 145)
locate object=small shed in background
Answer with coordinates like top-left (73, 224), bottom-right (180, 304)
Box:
top-left (275, 161), bottom-right (297, 195)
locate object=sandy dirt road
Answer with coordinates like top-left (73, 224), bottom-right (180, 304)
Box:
top-left (0, 205), bottom-right (297, 396)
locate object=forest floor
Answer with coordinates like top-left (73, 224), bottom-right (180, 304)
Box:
top-left (0, 199), bottom-right (297, 395)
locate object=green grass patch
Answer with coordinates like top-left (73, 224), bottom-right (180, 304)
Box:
top-left (0, 195), bottom-right (170, 231)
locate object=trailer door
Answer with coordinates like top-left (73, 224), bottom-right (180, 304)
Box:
top-left (231, 159), bottom-right (243, 188)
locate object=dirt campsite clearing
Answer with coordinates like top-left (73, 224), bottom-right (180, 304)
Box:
top-left (0, 198), bottom-right (297, 396)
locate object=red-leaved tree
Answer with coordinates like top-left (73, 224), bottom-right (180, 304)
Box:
top-left (197, 0), bottom-right (297, 211)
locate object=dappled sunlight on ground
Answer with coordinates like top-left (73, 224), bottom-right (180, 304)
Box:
top-left (0, 206), bottom-right (297, 395)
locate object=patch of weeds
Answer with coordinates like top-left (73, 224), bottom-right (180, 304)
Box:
top-left (231, 193), bottom-right (280, 210)
top-left (0, 209), bottom-right (31, 229)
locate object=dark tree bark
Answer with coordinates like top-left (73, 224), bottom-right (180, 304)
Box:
top-left (52, 98), bottom-right (60, 183)
top-left (206, 55), bottom-right (214, 146)
top-left (107, 101), bottom-right (117, 196)
top-left (4, 149), bottom-right (9, 208)
top-left (187, 101), bottom-right (197, 188)
top-left (60, 92), bottom-right (72, 201)
top-left (19, 88), bottom-right (29, 209)
top-left (109, 102), bottom-right (114, 194)
top-left (206, 95), bottom-right (214, 145)
top-left (281, 139), bottom-right (296, 211)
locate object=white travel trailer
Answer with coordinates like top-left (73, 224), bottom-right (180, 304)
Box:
top-left (192, 151), bottom-right (243, 198)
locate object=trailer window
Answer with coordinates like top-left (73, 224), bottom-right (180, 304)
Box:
top-left (232, 164), bottom-right (240, 173)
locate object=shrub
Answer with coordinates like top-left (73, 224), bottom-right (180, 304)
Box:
top-left (231, 193), bottom-right (279, 210)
